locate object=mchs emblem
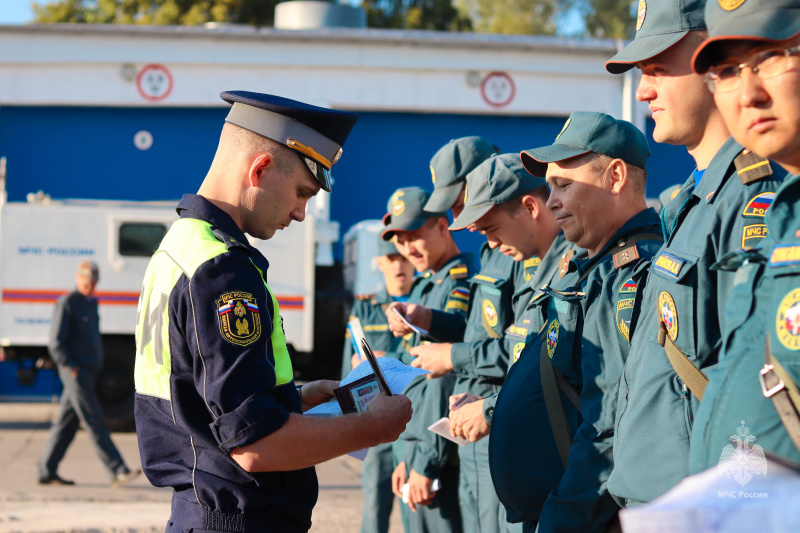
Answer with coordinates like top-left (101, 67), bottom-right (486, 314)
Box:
top-left (218, 291), bottom-right (261, 346)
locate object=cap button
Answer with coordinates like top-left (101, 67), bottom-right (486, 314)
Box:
top-left (618, 240), bottom-right (626, 247)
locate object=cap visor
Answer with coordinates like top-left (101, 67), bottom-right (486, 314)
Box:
top-left (521, 146), bottom-right (589, 177)
top-left (380, 216), bottom-right (431, 241)
top-left (425, 182), bottom-right (462, 212)
top-left (605, 32), bottom-right (688, 74)
top-left (450, 204), bottom-right (493, 231)
top-left (303, 157), bottom-right (332, 192)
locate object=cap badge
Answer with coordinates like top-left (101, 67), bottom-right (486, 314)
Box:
top-left (718, 0), bottom-right (746, 11)
top-left (636, 0), bottom-right (646, 32)
top-left (393, 200), bottom-right (406, 216)
top-left (556, 118), bottom-right (570, 141)
top-left (430, 165), bottom-right (436, 184)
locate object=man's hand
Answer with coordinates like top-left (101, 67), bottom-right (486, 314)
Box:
top-left (367, 394), bottom-right (413, 444)
top-left (409, 343), bottom-right (454, 378)
top-left (386, 302), bottom-right (433, 337)
top-left (449, 397), bottom-right (489, 442)
top-left (407, 469), bottom-right (436, 511)
top-left (392, 461), bottom-right (406, 498)
top-left (71, 367), bottom-right (79, 378)
top-left (299, 380), bottom-right (339, 412)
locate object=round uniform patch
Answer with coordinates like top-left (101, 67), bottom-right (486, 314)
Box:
top-left (636, 0), bottom-right (646, 31)
top-left (658, 291), bottom-right (678, 342)
top-left (217, 292), bottom-right (261, 346)
top-left (392, 200), bottom-right (405, 216)
top-left (430, 165), bottom-right (436, 184)
top-left (483, 299), bottom-right (499, 329)
top-left (718, 0), bottom-right (745, 11)
top-left (776, 289), bottom-right (800, 350)
top-left (546, 319), bottom-right (559, 359)
top-left (513, 342), bottom-right (525, 363)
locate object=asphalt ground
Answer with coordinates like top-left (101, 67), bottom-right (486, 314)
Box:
top-left (0, 402), bottom-right (403, 533)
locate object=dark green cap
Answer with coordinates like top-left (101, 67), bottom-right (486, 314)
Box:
top-left (605, 0), bottom-right (707, 74)
top-left (450, 154), bottom-right (546, 231)
top-left (424, 136), bottom-right (500, 212)
top-left (381, 187), bottom-right (447, 241)
top-left (520, 112), bottom-right (650, 177)
top-left (377, 231), bottom-right (400, 256)
top-left (693, 0), bottom-right (800, 74)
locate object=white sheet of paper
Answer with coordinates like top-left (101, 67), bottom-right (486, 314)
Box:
top-left (392, 307), bottom-right (430, 336)
top-left (428, 417), bottom-right (471, 447)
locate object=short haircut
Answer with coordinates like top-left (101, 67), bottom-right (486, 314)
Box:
top-left (223, 123), bottom-right (297, 176)
top-left (584, 152), bottom-right (647, 195)
top-left (493, 184), bottom-right (550, 215)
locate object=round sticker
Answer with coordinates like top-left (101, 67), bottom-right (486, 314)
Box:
top-left (658, 291), bottom-right (678, 341)
top-left (776, 288), bottom-right (800, 350)
top-left (136, 64), bottom-right (174, 102)
top-left (483, 299), bottom-right (498, 329)
top-left (513, 342), bottom-right (525, 362)
top-left (480, 72), bottom-right (516, 108)
top-left (546, 319), bottom-right (559, 359)
top-left (636, 0), bottom-right (647, 31)
top-left (718, 0), bottom-right (746, 11)
top-left (133, 130), bottom-right (153, 151)
top-left (392, 200), bottom-right (405, 216)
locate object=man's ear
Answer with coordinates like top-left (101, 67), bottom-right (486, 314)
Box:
top-left (607, 159), bottom-right (628, 195)
top-left (521, 195), bottom-right (539, 219)
top-left (248, 154), bottom-right (273, 188)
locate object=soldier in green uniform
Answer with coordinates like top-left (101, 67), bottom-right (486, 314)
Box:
top-left (382, 186), bottom-right (476, 533)
top-left (603, 0), bottom-right (786, 506)
top-left (489, 112), bottom-right (664, 532)
top-left (688, 0), bottom-right (800, 470)
top-left (342, 233), bottom-right (415, 533)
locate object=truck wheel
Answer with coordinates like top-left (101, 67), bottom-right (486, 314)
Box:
top-left (97, 335), bottom-right (136, 432)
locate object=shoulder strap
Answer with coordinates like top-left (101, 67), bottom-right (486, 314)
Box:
top-left (540, 340), bottom-right (574, 468)
top-left (735, 150), bottom-right (773, 185)
top-left (760, 335), bottom-right (800, 454)
top-left (658, 322), bottom-right (708, 400)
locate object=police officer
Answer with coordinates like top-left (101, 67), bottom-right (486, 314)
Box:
top-left (604, 0), bottom-right (786, 507)
top-left (688, 0), bottom-right (800, 470)
top-left (342, 233), bottom-right (415, 533)
top-left (489, 112), bottom-right (664, 532)
top-left (406, 138), bottom-right (524, 533)
top-left (133, 91), bottom-right (412, 533)
top-left (382, 186), bottom-right (475, 533)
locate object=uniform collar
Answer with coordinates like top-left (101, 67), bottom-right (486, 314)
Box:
top-left (692, 137), bottom-right (742, 205)
top-left (176, 194), bottom-right (270, 273)
top-left (527, 232), bottom-right (571, 290)
top-left (429, 252), bottom-right (474, 283)
top-left (766, 173), bottom-right (800, 243)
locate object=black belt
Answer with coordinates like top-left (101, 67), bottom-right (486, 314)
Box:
top-left (171, 496), bottom-right (307, 533)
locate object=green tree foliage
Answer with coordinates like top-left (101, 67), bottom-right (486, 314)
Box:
top-left (32, 0), bottom-right (281, 26)
top-left (362, 0), bottom-right (471, 31)
top-left (471, 0), bottom-right (557, 35)
top-left (581, 0), bottom-right (635, 39)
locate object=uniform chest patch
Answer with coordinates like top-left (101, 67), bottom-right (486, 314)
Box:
top-left (546, 319), bottom-right (559, 359)
top-left (769, 244), bottom-right (800, 267)
top-left (776, 289), bottom-right (800, 350)
top-left (616, 278), bottom-right (637, 341)
top-left (653, 252), bottom-right (685, 279)
top-left (512, 342), bottom-right (525, 363)
top-left (658, 291), bottom-right (678, 341)
top-left (524, 257), bottom-right (541, 282)
top-left (742, 192), bottom-right (775, 217)
top-left (742, 224), bottom-right (768, 249)
top-left (483, 299), bottom-right (498, 328)
top-left (217, 292), bottom-right (261, 346)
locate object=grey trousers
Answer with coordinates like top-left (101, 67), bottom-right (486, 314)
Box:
top-left (38, 364), bottom-right (126, 479)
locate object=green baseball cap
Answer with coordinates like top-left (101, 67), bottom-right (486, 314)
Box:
top-left (450, 154), bottom-right (546, 231)
top-left (520, 112), bottom-right (650, 177)
top-left (381, 187), bottom-right (447, 241)
top-left (377, 231), bottom-right (400, 256)
top-left (605, 0), bottom-right (707, 74)
top-left (693, 0), bottom-right (800, 74)
top-left (424, 136), bottom-right (500, 212)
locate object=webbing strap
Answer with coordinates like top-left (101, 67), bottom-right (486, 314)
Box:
top-left (541, 340), bottom-right (573, 468)
top-left (761, 336), bottom-right (800, 455)
top-left (658, 322), bottom-right (708, 400)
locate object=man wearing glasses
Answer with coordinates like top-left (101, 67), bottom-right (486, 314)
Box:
top-left (603, 0), bottom-right (785, 507)
top-left (689, 0), bottom-right (800, 470)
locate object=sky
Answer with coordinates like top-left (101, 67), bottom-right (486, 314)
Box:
top-left (1, 0), bottom-right (34, 24)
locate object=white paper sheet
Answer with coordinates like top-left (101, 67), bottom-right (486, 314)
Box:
top-left (428, 417), bottom-right (471, 447)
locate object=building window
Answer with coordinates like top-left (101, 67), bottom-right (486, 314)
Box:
top-left (119, 223), bottom-right (167, 257)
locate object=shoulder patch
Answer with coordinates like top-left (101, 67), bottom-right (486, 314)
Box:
top-left (354, 293), bottom-right (376, 301)
top-left (742, 192), bottom-right (775, 218)
top-left (558, 250), bottom-right (575, 279)
top-left (653, 251), bottom-right (686, 279)
top-left (769, 244), bottom-right (800, 267)
top-left (449, 287), bottom-right (471, 301)
top-left (217, 292), bottom-right (261, 346)
top-left (612, 240), bottom-right (641, 269)
top-left (735, 150), bottom-right (773, 184)
top-left (472, 274), bottom-right (500, 284)
top-left (616, 278), bottom-right (638, 341)
top-left (742, 224), bottom-right (768, 249)
top-left (524, 257), bottom-right (541, 282)
top-left (449, 265), bottom-right (469, 279)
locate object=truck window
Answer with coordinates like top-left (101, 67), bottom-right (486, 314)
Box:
top-left (119, 223), bottom-right (167, 257)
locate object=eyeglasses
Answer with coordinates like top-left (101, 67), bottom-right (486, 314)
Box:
top-left (706, 45), bottom-right (800, 94)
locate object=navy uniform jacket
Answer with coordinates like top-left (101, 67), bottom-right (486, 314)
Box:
top-left (609, 139), bottom-right (785, 505)
top-left (391, 252), bottom-right (476, 478)
top-left (341, 287), bottom-right (402, 379)
top-left (49, 290), bottom-right (103, 372)
top-left (450, 243), bottom-right (527, 400)
top-left (134, 195), bottom-right (315, 533)
top-left (490, 209), bottom-right (663, 529)
top-left (482, 234), bottom-right (571, 424)
top-left (690, 173), bottom-right (800, 471)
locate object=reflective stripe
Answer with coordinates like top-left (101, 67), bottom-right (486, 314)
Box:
top-left (249, 265), bottom-right (294, 387)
